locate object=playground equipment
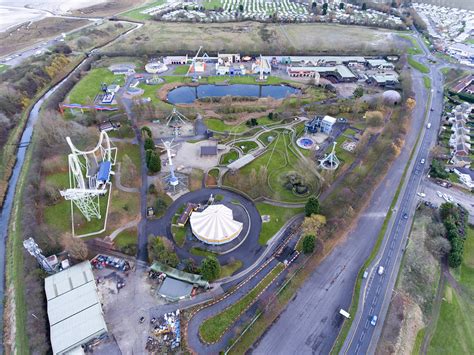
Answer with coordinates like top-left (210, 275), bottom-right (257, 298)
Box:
top-left (23, 237), bottom-right (59, 274)
top-left (319, 142), bottom-right (340, 170)
top-left (161, 139), bottom-right (179, 189)
top-left (186, 46), bottom-right (203, 81)
top-left (60, 131), bottom-right (117, 231)
top-left (166, 107), bottom-right (189, 136)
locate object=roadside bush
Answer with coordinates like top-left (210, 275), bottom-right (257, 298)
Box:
top-left (430, 159), bottom-right (449, 179)
top-left (304, 196), bottom-right (320, 216)
top-left (147, 235), bottom-right (179, 267)
top-left (302, 234), bottom-right (316, 254)
top-left (200, 256), bottom-right (221, 281)
top-left (146, 149), bottom-right (161, 173)
top-left (439, 202), bottom-right (468, 268)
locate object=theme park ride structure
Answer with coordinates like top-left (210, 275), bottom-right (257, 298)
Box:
top-left (161, 139), bottom-right (180, 189)
top-left (60, 131), bottom-right (117, 236)
top-left (319, 141), bottom-right (340, 170)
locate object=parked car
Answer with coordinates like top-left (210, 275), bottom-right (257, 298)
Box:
top-left (417, 192), bottom-right (426, 197)
top-left (436, 191), bottom-right (443, 198)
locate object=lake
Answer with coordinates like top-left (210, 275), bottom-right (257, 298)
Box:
top-left (167, 84), bottom-right (300, 104)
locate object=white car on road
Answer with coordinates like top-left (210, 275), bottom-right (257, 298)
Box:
top-left (378, 266), bottom-right (385, 275)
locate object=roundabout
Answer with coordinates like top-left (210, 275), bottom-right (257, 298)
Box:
top-left (146, 188), bottom-right (263, 275)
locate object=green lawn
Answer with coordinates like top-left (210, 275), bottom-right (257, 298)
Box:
top-left (428, 284), bottom-right (474, 354)
top-left (220, 259), bottom-right (243, 278)
top-left (205, 118), bottom-right (248, 133)
top-left (398, 34), bottom-right (423, 55)
top-left (208, 168), bottom-right (220, 179)
top-left (114, 228), bottom-right (137, 248)
top-left (173, 65), bottom-right (190, 75)
top-left (235, 141), bottom-right (258, 153)
top-left (0, 64), bottom-right (9, 73)
top-left (237, 131), bottom-right (316, 202)
top-left (45, 171), bottom-right (69, 189)
top-left (202, 0), bottom-right (223, 10)
top-left (457, 227), bottom-right (474, 290)
top-left (423, 75), bottom-right (432, 90)
top-left (256, 202), bottom-right (303, 245)
top-left (412, 327), bottom-right (426, 355)
top-left (171, 225), bottom-right (186, 247)
top-left (120, 0), bottom-right (165, 20)
top-left (199, 263), bottom-right (285, 343)
top-left (190, 247), bottom-right (218, 257)
top-left (331, 133), bottom-right (356, 167)
top-left (68, 68), bottom-right (124, 105)
top-left (220, 150), bottom-right (239, 165)
top-left (408, 56), bottom-right (430, 74)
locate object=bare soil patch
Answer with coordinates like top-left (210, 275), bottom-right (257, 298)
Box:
top-left (72, 0), bottom-right (148, 17)
top-left (0, 17), bottom-right (89, 56)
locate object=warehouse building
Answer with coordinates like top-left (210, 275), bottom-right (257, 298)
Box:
top-left (45, 261), bottom-right (107, 355)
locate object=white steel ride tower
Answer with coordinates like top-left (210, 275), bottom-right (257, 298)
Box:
top-left (162, 139), bottom-right (179, 188)
top-left (60, 131), bottom-right (117, 223)
top-left (319, 141), bottom-right (340, 170)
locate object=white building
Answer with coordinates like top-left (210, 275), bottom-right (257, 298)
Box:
top-left (321, 115), bottom-right (336, 134)
top-left (45, 261), bottom-right (107, 355)
top-left (453, 167), bottom-right (474, 189)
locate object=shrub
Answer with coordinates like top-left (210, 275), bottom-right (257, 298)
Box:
top-left (144, 137), bottom-right (155, 150)
top-left (200, 256), bottom-right (221, 281)
top-left (305, 196), bottom-right (320, 217)
top-left (302, 234), bottom-right (316, 254)
top-left (146, 149), bottom-right (161, 173)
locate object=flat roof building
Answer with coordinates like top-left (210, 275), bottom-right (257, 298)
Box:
top-left (45, 261), bottom-right (107, 355)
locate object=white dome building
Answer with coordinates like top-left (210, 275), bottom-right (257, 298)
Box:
top-left (145, 61), bottom-right (168, 74)
top-left (383, 90), bottom-right (402, 106)
top-left (190, 204), bottom-right (243, 245)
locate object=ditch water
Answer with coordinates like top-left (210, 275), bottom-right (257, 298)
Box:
top-left (167, 84), bottom-right (300, 104)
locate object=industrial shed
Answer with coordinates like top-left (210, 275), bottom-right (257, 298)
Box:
top-left (45, 261), bottom-right (107, 355)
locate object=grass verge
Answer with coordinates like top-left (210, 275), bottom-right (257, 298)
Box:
top-left (220, 259), bottom-right (243, 278)
top-left (408, 55), bottom-right (430, 74)
top-left (199, 263), bottom-right (285, 343)
top-left (256, 202), bottom-right (303, 245)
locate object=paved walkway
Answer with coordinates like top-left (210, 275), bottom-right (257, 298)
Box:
top-left (108, 219), bottom-right (140, 241)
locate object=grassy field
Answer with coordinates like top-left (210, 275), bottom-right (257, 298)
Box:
top-left (458, 227), bottom-right (474, 288)
top-left (256, 202), bottom-right (303, 245)
top-left (171, 225), bottom-right (186, 247)
top-left (190, 247), bottom-right (217, 257)
top-left (423, 75), bottom-right (432, 90)
top-left (67, 68), bottom-right (124, 105)
top-left (173, 65), bottom-right (190, 75)
top-left (0, 64), bottom-right (9, 73)
top-left (235, 130), bottom-right (316, 202)
top-left (235, 141), bottom-right (258, 154)
top-left (107, 22), bottom-right (400, 55)
top-left (220, 150), bottom-right (239, 165)
top-left (408, 56), bottom-right (430, 74)
top-left (398, 34), bottom-right (423, 55)
top-left (199, 263), bottom-right (285, 343)
top-left (205, 118), bottom-right (248, 133)
top-left (114, 228), bottom-right (137, 248)
top-left (220, 259), bottom-right (243, 278)
top-left (119, 0), bottom-right (165, 20)
top-left (428, 284), bottom-right (474, 354)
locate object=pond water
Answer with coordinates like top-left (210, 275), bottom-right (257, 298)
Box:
top-left (167, 84), bottom-right (300, 104)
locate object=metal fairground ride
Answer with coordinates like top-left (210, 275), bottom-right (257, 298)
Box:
top-left (60, 131), bottom-right (117, 236)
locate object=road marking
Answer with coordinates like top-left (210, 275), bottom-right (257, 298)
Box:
top-left (370, 306), bottom-right (374, 314)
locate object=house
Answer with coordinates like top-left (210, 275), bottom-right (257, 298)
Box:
top-left (367, 73), bottom-right (399, 87)
top-left (321, 115), bottom-right (336, 134)
top-left (453, 167), bottom-right (474, 189)
top-left (304, 115), bottom-right (336, 134)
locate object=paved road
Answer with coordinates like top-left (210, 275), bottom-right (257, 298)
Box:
top-left (342, 31), bottom-right (448, 354)
top-left (252, 52), bottom-right (432, 355)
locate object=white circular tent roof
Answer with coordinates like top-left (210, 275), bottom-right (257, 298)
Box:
top-left (190, 204), bottom-right (243, 245)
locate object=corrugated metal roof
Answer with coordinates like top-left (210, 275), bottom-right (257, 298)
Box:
top-left (45, 262), bottom-right (107, 355)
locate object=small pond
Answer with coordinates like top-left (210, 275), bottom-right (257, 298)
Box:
top-left (167, 84), bottom-right (300, 104)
